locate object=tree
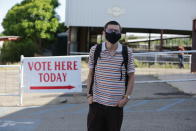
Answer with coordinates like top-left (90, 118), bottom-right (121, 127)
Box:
top-left (2, 0), bottom-right (60, 53)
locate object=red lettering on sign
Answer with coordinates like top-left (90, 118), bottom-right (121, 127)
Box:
top-left (39, 73), bottom-right (43, 82)
top-left (62, 61), bottom-right (66, 70)
top-left (30, 86), bottom-right (75, 90)
top-left (42, 62), bottom-right (47, 71)
top-left (67, 61), bottom-right (72, 70)
top-left (48, 62), bottom-right (52, 70)
top-left (56, 73), bottom-right (62, 82)
top-left (39, 72), bottom-right (67, 82)
top-left (73, 61), bottom-right (78, 70)
top-left (28, 62), bottom-right (53, 71)
top-left (55, 61), bottom-right (61, 70)
top-left (43, 73), bottom-right (50, 82)
top-left (28, 62), bottom-right (33, 71)
top-left (62, 73), bottom-right (66, 81)
top-left (51, 73), bottom-right (56, 82)
top-left (34, 62), bottom-right (41, 71)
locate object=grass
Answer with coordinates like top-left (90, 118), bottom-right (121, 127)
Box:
top-left (135, 62), bottom-right (190, 69)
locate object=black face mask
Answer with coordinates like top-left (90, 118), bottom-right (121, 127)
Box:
top-left (105, 31), bottom-right (121, 44)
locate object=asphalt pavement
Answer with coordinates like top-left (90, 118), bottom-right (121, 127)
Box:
top-left (1, 73), bottom-right (196, 131)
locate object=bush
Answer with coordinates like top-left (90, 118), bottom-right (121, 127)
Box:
top-left (0, 39), bottom-right (36, 63)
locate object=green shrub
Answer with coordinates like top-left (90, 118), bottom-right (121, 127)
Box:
top-left (0, 39), bottom-right (36, 63)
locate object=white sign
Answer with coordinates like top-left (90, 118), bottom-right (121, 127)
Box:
top-left (22, 56), bottom-right (82, 93)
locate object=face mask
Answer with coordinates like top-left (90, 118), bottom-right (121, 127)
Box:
top-left (105, 31), bottom-right (121, 44)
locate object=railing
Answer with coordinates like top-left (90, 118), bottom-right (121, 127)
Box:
top-left (72, 50), bottom-right (195, 65)
top-left (0, 65), bottom-right (21, 96)
top-left (0, 50), bottom-right (196, 106)
top-left (75, 50), bottom-right (196, 84)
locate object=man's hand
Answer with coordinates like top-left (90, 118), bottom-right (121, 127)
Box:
top-left (87, 96), bottom-right (93, 104)
top-left (117, 98), bottom-right (129, 107)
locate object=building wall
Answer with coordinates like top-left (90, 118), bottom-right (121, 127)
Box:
top-left (65, 0), bottom-right (196, 31)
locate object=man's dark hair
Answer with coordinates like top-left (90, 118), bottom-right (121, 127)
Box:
top-left (104, 21), bottom-right (122, 31)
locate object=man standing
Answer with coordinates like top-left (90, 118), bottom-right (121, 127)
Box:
top-left (87, 21), bottom-right (135, 131)
top-left (178, 46), bottom-right (185, 68)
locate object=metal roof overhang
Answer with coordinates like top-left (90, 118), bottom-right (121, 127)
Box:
top-left (65, 0), bottom-right (196, 34)
top-left (73, 26), bottom-right (192, 35)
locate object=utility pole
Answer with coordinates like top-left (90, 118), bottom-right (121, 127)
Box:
top-left (160, 30), bottom-right (164, 51)
top-left (191, 19), bottom-right (196, 72)
top-left (148, 31), bottom-right (151, 51)
top-left (67, 27), bottom-right (71, 55)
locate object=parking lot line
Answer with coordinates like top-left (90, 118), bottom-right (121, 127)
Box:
top-left (156, 99), bottom-right (185, 112)
top-left (124, 100), bottom-right (151, 111)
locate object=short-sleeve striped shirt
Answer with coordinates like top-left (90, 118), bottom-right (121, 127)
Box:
top-left (88, 42), bottom-right (135, 106)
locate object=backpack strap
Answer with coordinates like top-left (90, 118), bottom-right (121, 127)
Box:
top-left (89, 44), bottom-right (129, 95)
top-left (89, 44), bottom-right (102, 95)
top-left (121, 45), bottom-right (129, 93)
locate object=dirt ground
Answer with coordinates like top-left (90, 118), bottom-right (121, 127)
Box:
top-left (0, 67), bottom-right (192, 106)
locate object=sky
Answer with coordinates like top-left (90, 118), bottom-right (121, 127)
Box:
top-left (0, 0), bottom-right (65, 33)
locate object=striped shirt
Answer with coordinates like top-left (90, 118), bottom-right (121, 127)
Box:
top-left (88, 42), bottom-right (135, 106)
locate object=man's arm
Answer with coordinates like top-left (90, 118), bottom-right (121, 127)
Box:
top-left (86, 68), bottom-right (93, 104)
top-left (87, 68), bottom-right (93, 95)
top-left (124, 47), bottom-right (135, 100)
top-left (117, 72), bottom-right (135, 107)
top-left (86, 45), bottom-right (96, 104)
top-left (125, 72), bottom-right (135, 97)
